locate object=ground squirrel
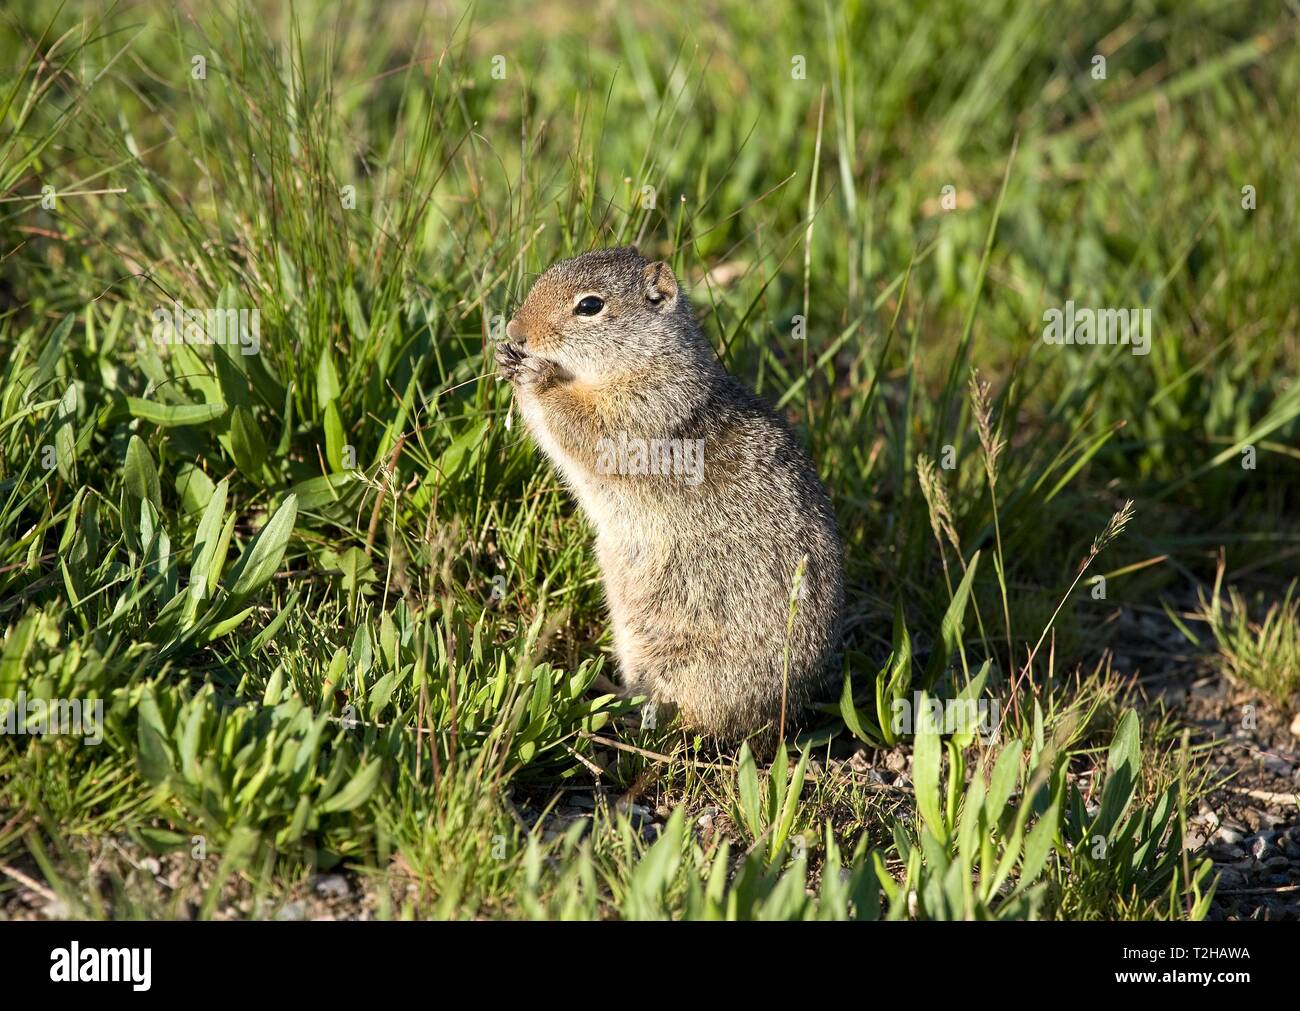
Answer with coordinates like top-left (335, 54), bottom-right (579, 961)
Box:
top-left (497, 246), bottom-right (843, 739)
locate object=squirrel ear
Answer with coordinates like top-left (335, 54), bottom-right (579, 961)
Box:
top-left (642, 261), bottom-right (678, 309)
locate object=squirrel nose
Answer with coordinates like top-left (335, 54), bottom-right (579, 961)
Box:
top-left (505, 319), bottom-right (525, 345)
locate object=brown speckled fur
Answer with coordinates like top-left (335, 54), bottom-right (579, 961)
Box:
top-left (498, 246), bottom-right (843, 739)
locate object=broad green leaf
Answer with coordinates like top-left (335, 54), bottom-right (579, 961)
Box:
top-left (187, 478), bottom-right (228, 622)
top-left (28, 314), bottom-right (73, 403)
top-left (175, 463), bottom-right (216, 515)
top-left (957, 766), bottom-right (986, 863)
top-left (228, 404), bottom-right (267, 474)
top-left (839, 666), bottom-right (883, 745)
top-left (320, 759), bottom-right (383, 813)
top-left (950, 658), bottom-right (992, 749)
top-left (208, 512), bottom-right (236, 597)
top-left (322, 646), bottom-right (348, 698)
top-left (432, 420), bottom-right (487, 485)
top-left (0, 611), bottom-right (42, 698)
top-left (124, 434), bottom-right (162, 509)
top-left (316, 347), bottom-right (341, 409)
top-left (1097, 709), bottom-right (1141, 839)
top-left (986, 740), bottom-right (1022, 828)
top-left (324, 399), bottom-right (346, 472)
top-left (54, 383), bottom-right (78, 480)
top-left (1018, 795), bottom-right (1061, 888)
top-left (773, 747), bottom-right (809, 859)
top-left (125, 397), bottom-right (226, 427)
top-left (222, 494), bottom-right (297, 603)
top-left (912, 691), bottom-right (946, 840)
top-left (625, 809), bottom-right (685, 918)
top-left (289, 471), bottom-right (358, 510)
top-left (204, 606), bottom-right (255, 640)
top-left (343, 287), bottom-right (370, 343)
top-left (921, 550), bottom-right (980, 688)
top-left (136, 689), bottom-right (173, 784)
top-left (735, 744), bottom-right (762, 840)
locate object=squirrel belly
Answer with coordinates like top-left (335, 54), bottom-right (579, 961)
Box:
top-left (499, 246), bottom-right (844, 739)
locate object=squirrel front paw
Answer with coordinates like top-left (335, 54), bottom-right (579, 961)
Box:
top-left (495, 342), bottom-right (559, 391)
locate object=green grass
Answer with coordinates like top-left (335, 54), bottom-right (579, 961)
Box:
top-left (0, 0), bottom-right (1296, 919)
top-left (1193, 561), bottom-right (1300, 707)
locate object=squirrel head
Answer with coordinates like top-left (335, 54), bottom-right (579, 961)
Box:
top-left (506, 246), bottom-right (706, 383)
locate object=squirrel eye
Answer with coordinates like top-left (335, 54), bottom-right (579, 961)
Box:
top-left (574, 295), bottom-right (605, 316)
